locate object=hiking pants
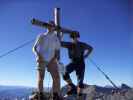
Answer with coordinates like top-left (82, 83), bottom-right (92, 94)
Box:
top-left (63, 61), bottom-right (85, 88)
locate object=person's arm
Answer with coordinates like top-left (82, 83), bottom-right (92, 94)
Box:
top-left (83, 43), bottom-right (93, 58)
top-left (32, 34), bottom-right (42, 56)
top-left (61, 41), bottom-right (71, 48)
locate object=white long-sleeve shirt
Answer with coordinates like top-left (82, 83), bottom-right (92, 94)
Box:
top-left (33, 32), bottom-right (60, 62)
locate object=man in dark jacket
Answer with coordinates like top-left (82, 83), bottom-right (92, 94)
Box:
top-left (61, 31), bottom-right (93, 97)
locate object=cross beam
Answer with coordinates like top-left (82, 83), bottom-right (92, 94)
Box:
top-left (31, 8), bottom-right (78, 36)
top-left (31, 18), bottom-right (74, 33)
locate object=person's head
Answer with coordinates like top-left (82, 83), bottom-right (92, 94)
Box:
top-left (47, 20), bottom-right (55, 32)
top-left (70, 31), bottom-right (80, 43)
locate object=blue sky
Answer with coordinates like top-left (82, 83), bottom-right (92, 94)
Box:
top-left (0, 0), bottom-right (132, 87)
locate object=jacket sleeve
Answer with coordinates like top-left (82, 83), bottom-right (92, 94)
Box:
top-left (84, 43), bottom-right (93, 51)
top-left (82, 43), bottom-right (93, 58)
top-left (61, 41), bottom-right (71, 48)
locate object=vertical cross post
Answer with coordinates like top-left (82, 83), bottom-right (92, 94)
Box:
top-left (54, 8), bottom-right (61, 40)
top-left (54, 8), bottom-right (61, 60)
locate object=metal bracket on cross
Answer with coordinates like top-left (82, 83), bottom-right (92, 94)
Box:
top-left (31, 7), bottom-right (79, 38)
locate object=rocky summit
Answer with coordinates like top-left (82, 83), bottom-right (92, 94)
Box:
top-left (61, 84), bottom-right (133, 100)
top-left (0, 84), bottom-right (133, 100)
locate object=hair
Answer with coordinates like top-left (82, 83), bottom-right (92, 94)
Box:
top-left (48, 20), bottom-right (55, 26)
top-left (70, 31), bottom-right (80, 38)
top-left (47, 20), bottom-right (55, 31)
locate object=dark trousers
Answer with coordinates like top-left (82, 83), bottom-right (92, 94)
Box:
top-left (63, 60), bottom-right (85, 88)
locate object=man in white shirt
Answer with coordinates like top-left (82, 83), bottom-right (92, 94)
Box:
top-left (32, 21), bottom-right (62, 100)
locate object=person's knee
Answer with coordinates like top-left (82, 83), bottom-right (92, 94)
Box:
top-left (38, 74), bottom-right (44, 83)
top-left (38, 78), bottom-right (43, 84)
top-left (54, 76), bottom-right (60, 83)
top-left (53, 72), bottom-right (60, 82)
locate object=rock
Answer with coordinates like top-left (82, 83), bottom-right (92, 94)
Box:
top-left (64, 95), bottom-right (76, 100)
top-left (64, 94), bottom-right (87, 100)
top-left (61, 84), bottom-right (133, 100)
top-left (121, 84), bottom-right (131, 90)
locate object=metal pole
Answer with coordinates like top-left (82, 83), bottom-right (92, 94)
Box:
top-left (54, 8), bottom-right (60, 26)
top-left (89, 58), bottom-right (119, 89)
top-left (54, 7), bottom-right (61, 39)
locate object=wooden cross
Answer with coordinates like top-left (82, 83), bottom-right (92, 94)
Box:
top-left (31, 7), bottom-right (79, 38)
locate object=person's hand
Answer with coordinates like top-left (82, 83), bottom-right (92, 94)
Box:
top-left (55, 26), bottom-right (61, 31)
top-left (38, 53), bottom-right (43, 59)
top-left (36, 54), bottom-right (43, 62)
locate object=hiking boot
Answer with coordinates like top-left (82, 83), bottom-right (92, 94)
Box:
top-left (39, 92), bottom-right (47, 100)
top-left (53, 92), bottom-right (64, 100)
top-left (76, 93), bottom-right (86, 100)
top-left (29, 91), bottom-right (38, 100)
top-left (67, 83), bottom-right (77, 95)
top-left (76, 93), bottom-right (83, 100)
top-left (29, 91), bottom-right (47, 100)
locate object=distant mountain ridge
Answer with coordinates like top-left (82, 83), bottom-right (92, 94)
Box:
top-left (0, 84), bottom-right (132, 100)
top-left (0, 85), bottom-right (52, 100)
top-left (0, 85), bottom-right (33, 100)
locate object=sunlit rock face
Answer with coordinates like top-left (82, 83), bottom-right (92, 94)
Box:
top-left (61, 84), bottom-right (133, 100)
